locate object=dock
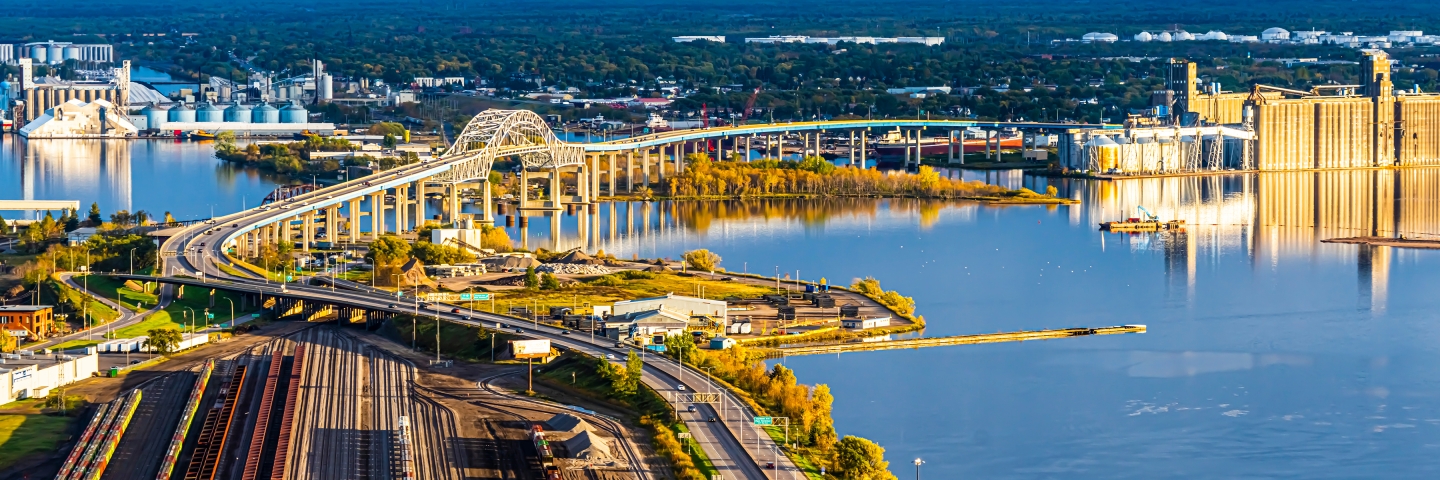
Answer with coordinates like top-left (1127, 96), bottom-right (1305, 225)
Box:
top-left (1322, 236), bottom-right (1440, 249)
top-left (763, 325), bottom-right (1146, 357)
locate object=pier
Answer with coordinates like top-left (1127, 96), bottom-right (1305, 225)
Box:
top-left (763, 325), bottom-right (1146, 357)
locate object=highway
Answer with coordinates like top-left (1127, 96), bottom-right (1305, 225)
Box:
top-left (148, 114), bottom-right (818, 479)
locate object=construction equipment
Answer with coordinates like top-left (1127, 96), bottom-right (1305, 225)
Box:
top-left (1099, 206), bottom-right (1184, 232)
top-left (740, 86), bottom-right (762, 124)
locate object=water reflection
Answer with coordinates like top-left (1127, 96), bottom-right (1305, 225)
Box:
top-left (0, 138), bottom-right (289, 220)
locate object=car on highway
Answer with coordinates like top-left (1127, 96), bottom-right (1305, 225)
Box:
top-left (605, 354), bottom-right (616, 360)
top-left (388, 303), bottom-right (397, 308)
top-left (687, 405), bottom-right (696, 412)
top-left (451, 308), bottom-right (461, 313)
top-left (561, 330), bottom-right (569, 335)
top-left (766, 462), bottom-right (776, 470)
top-left (515, 328), bottom-right (523, 333)
top-left (677, 385), bottom-right (686, 391)
top-left (708, 417), bottom-right (717, 422)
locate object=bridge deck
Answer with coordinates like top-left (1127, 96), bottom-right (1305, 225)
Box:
top-left (581, 119), bottom-right (1122, 151)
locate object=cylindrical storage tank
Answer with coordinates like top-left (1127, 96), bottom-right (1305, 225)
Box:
top-left (320, 74), bottom-right (333, 100)
top-left (30, 45), bottom-right (47, 63)
top-left (47, 44), bottom-right (62, 64)
top-left (224, 103), bottom-right (253, 122)
top-left (279, 102), bottom-right (308, 123)
top-left (196, 102), bottom-right (224, 122)
top-left (141, 103), bottom-right (171, 129)
top-left (252, 103), bottom-right (279, 123)
top-left (169, 103), bottom-right (196, 122)
top-left (62, 46), bottom-right (80, 62)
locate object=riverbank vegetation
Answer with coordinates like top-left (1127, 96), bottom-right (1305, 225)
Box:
top-left (655, 334), bottom-right (896, 479)
top-left (213, 130), bottom-right (423, 175)
top-left (649, 154), bottom-right (1068, 204)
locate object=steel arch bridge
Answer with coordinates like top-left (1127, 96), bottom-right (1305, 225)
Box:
top-left (432, 109), bottom-right (585, 184)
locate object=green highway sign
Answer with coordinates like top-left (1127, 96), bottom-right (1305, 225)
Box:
top-left (753, 416), bottom-right (773, 426)
top-left (475, 293), bottom-right (491, 300)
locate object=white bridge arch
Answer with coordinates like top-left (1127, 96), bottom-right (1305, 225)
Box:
top-left (434, 109), bottom-right (585, 184)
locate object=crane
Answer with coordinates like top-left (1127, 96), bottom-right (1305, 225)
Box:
top-left (1135, 205), bottom-right (1159, 222)
top-left (740, 86), bottom-right (762, 124)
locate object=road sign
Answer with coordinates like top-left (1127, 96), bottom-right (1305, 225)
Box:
top-left (459, 293), bottom-right (470, 300)
top-left (475, 293), bottom-right (491, 300)
top-left (677, 432), bottom-right (692, 439)
top-left (206, 313), bottom-right (214, 319)
top-left (753, 416), bottom-right (773, 426)
top-left (251, 313), bottom-right (260, 318)
top-left (682, 393), bottom-right (721, 403)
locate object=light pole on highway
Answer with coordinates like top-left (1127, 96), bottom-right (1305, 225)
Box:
top-left (224, 298), bottom-right (234, 327)
top-left (913, 458), bottom-right (924, 480)
top-left (182, 307), bottom-right (195, 333)
top-left (128, 248), bottom-right (136, 275)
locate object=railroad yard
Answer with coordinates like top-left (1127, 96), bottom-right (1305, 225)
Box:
top-left (31, 322), bottom-right (651, 480)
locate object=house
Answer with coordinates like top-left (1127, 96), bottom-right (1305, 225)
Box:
top-left (709, 336), bottom-right (737, 350)
top-left (67, 227), bottom-right (98, 246)
top-left (613, 293), bottom-right (727, 324)
top-left (0, 305), bottom-right (55, 339)
top-left (841, 316), bottom-right (891, 330)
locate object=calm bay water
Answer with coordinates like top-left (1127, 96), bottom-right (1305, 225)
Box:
top-left (6, 136), bottom-right (1440, 477)
top-left (0, 138), bottom-right (290, 221)
top-left (509, 170), bottom-right (1440, 478)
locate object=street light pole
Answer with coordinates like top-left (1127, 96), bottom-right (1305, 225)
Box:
top-left (914, 458), bottom-right (924, 480)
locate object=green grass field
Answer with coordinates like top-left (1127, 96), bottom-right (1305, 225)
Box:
top-left (49, 339), bottom-right (103, 351)
top-left (463, 271), bottom-right (774, 315)
top-left (0, 414), bottom-right (76, 468)
top-left (77, 275), bottom-right (158, 313)
top-left (109, 284), bottom-right (258, 338)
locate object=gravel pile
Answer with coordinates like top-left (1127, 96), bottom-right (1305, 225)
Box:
top-left (538, 263), bottom-right (612, 275)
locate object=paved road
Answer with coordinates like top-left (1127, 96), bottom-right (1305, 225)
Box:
top-left (32, 273), bottom-right (171, 350)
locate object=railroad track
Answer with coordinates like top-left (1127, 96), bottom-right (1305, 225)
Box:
top-left (415, 373), bottom-right (649, 480)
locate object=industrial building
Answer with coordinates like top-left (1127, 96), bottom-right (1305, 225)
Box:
top-left (744, 35), bottom-right (944, 46)
top-left (0, 351), bottom-right (100, 403)
top-left (131, 100), bottom-right (334, 136)
top-left (612, 293), bottom-right (728, 323)
top-left (9, 58), bottom-right (131, 124)
top-left (1068, 50), bottom-right (1440, 174)
top-left (19, 98), bottom-right (138, 138)
top-left (20, 41), bottom-right (114, 64)
top-left (672, 36), bottom-right (725, 43)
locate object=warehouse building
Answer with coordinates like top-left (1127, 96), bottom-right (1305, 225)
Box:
top-left (0, 351), bottom-right (99, 403)
top-left (612, 293), bottom-right (727, 323)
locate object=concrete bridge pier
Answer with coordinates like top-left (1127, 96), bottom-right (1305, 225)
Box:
top-left (302, 210), bottom-right (314, 251)
top-left (479, 180), bottom-right (494, 224)
top-left (348, 199), bottom-right (361, 242)
top-left (625, 150), bottom-right (635, 193)
top-left (643, 149), bottom-right (652, 188)
top-left (369, 192), bottom-right (384, 239)
top-left (606, 153), bottom-right (617, 196)
top-left (415, 180), bottom-right (428, 228)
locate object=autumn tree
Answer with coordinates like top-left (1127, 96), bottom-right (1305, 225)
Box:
top-left (683, 249), bottom-right (721, 272)
top-left (833, 436), bottom-right (896, 480)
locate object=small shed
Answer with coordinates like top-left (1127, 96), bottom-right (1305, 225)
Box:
top-left (709, 337), bottom-right (737, 350)
top-left (841, 316), bottom-right (891, 330)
